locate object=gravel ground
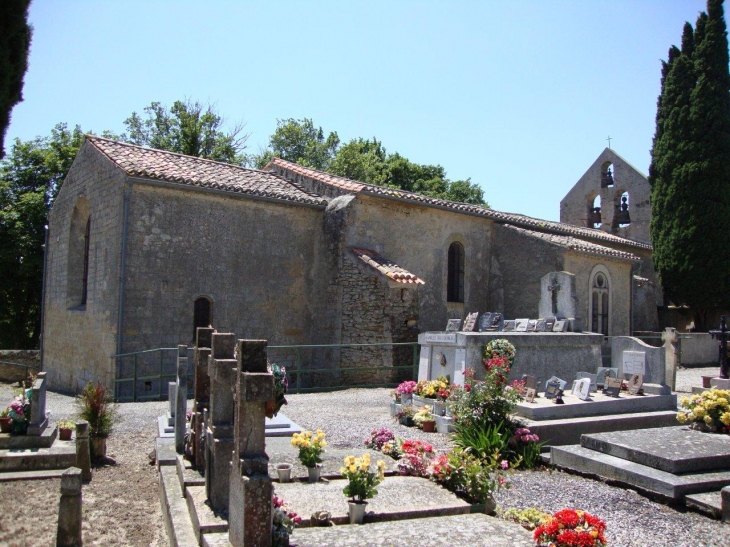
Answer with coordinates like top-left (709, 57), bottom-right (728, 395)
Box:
top-left (0, 366), bottom-right (729, 547)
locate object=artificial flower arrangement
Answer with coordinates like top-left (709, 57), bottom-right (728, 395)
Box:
top-left (268, 362), bottom-right (288, 418)
top-left (340, 453), bottom-right (386, 503)
top-left (396, 439), bottom-right (435, 477)
top-left (290, 429), bottom-right (327, 467)
top-left (364, 427), bottom-right (395, 451)
top-left (415, 376), bottom-right (450, 399)
top-left (412, 406), bottom-right (435, 429)
top-left (509, 427), bottom-right (545, 469)
top-left (677, 389), bottom-right (730, 433)
top-left (380, 439), bottom-right (402, 460)
top-left (533, 508), bottom-right (607, 547)
top-left (484, 338), bottom-right (516, 365)
top-left (272, 495), bottom-right (301, 547)
top-left (7, 388), bottom-right (31, 434)
top-left (396, 380), bottom-right (417, 398)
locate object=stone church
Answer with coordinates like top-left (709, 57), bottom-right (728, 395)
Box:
top-left (41, 137), bottom-right (658, 393)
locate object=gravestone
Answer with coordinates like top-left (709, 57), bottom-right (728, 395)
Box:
top-left (545, 376), bottom-right (567, 392)
top-left (445, 319), bottom-right (461, 332)
top-left (662, 327), bottom-right (678, 391)
top-left (535, 319), bottom-right (547, 332)
top-left (596, 367), bottom-right (618, 387)
top-left (56, 467), bottom-right (83, 547)
top-left (526, 319), bottom-right (538, 332)
top-left (168, 382), bottom-right (176, 418)
top-left (553, 319), bottom-right (568, 332)
top-left (228, 339), bottom-right (274, 547)
top-left (539, 271), bottom-right (578, 320)
top-left (75, 420), bottom-right (91, 482)
top-left (545, 379), bottom-right (562, 399)
top-left (175, 345), bottom-right (188, 454)
top-left (478, 312), bottom-right (503, 332)
top-left (462, 312), bottom-right (479, 332)
top-left (521, 374), bottom-right (538, 391)
top-left (205, 332), bottom-right (237, 514)
top-left (193, 327), bottom-right (215, 469)
top-left (514, 319), bottom-right (529, 332)
top-left (544, 316), bottom-right (557, 332)
top-left (502, 320), bottom-right (516, 332)
top-left (572, 378), bottom-right (592, 400)
top-left (27, 371), bottom-right (48, 436)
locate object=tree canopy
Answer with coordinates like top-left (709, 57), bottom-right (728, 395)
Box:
top-left (254, 118), bottom-right (487, 206)
top-left (0, 0), bottom-right (33, 159)
top-left (649, 0), bottom-right (730, 330)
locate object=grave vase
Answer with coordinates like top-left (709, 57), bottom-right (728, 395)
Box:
top-left (90, 437), bottom-right (107, 460)
top-left (400, 393), bottom-right (413, 405)
top-left (59, 427), bottom-right (73, 441)
top-left (348, 501), bottom-right (368, 524)
top-left (276, 463), bottom-right (292, 483)
top-left (433, 400), bottom-right (445, 416)
top-left (422, 420), bottom-right (436, 433)
top-left (307, 465), bottom-right (321, 483)
top-left (0, 416), bottom-right (11, 433)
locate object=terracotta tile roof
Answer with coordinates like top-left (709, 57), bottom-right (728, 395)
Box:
top-left (86, 136), bottom-right (328, 206)
top-left (350, 247), bottom-right (425, 284)
top-left (501, 225), bottom-right (641, 261)
top-left (267, 158), bottom-right (651, 251)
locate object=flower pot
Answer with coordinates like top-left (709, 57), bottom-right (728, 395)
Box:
top-left (400, 393), bottom-right (413, 405)
top-left (59, 427), bottom-right (73, 441)
top-left (348, 501), bottom-right (368, 524)
top-left (422, 420), bottom-right (436, 433)
top-left (433, 400), bottom-right (445, 416)
top-left (702, 376), bottom-right (714, 389)
top-left (0, 417), bottom-right (11, 433)
top-left (398, 416), bottom-right (414, 427)
top-left (276, 463), bottom-right (292, 483)
top-left (307, 465), bottom-right (321, 483)
top-left (90, 437), bottom-right (107, 460)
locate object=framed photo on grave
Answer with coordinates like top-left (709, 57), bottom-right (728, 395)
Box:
top-left (544, 316), bottom-right (557, 332)
top-left (553, 320), bottom-right (568, 332)
top-left (545, 380), bottom-right (561, 399)
top-left (514, 319), bottom-right (529, 332)
top-left (521, 374), bottom-right (538, 391)
top-left (526, 319), bottom-right (538, 332)
top-left (445, 319), bottom-right (462, 332)
top-left (525, 388), bottom-right (537, 403)
top-left (576, 372), bottom-right (598, 392)
top-left (596, 367), bottom-right (618, 388)
top-left (573, 378), bottom-right (591, 400)
top-left (462, 312), bottom-right (479, 332)
top-left (535, 319), bottom-right (547, 332)
top-left (477, 312), bottom-right (495, 332)
top-left (502, 320), bottom-right (516, 332)
top-left (628, 373), bottom-right (644, 395)
top-left (603, 377), bottom-right (622, 398)
top-left (545, 376), bottom-right (567, 392)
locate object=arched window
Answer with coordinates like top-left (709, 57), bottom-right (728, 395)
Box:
top-left (193, 297), bottom-right (212, 340)
top-left (589, 266), bottom-right (610, 335)
top-left (67, 197), bottom-right (90, 307)
top-left (615, 191), bottom-right (631, 227)
top-left (587, 195), bottom-right (602, 229)
top-left (447, 242), bottom-right (464, 303)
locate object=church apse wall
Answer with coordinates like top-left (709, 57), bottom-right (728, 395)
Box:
top-left (43, 143), bottom-right (125, 393)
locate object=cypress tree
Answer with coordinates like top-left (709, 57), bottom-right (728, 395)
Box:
top-left (650, 0), bottom-right (730, 330)
top-left (0, 0), bottom-right (33, 159)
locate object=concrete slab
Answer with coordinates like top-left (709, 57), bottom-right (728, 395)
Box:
top-left (201, 532), bottom-right (230, 547)
top-left (291, 513), bottom-right (534, 547)
top-left (185, 484), bottom-right (228, 543)
top-left (0, 468), bottom-right (68, 482)
top-left (158, 415), bottom-right (174, 438)
top-left (273, 475), bottom-right (472, 526)
top-left (0, 425), bottom-right (57, 449)
top-left (159, 465), bottom-right (198, 547)
top-left (515, 390), bottom-right (676, 420)
top-left (0, 442), bottom-right (75, 472)
top-left (156, 436), bottom-right (177, 468)
top-left (265, 412), bottom-right (303, 437)
top-left (550, 444), bottom-right (730, 500)
top-left (580, 426), bottom-right (730, 473)
top-left (685, 491), bottom-right (722, 518)
top-left (266, 436), bottom-right (388, 480)
top-left (176, 454), bottom-right (204, 492)
top-left (522, 410), bottom-right (679, 446)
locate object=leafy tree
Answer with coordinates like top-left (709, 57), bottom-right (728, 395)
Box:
top-left (0, 0), bottom-right (33, 159)
top-left (123, 99), bottom-right (249, 164)
top-left (649, 0), bottom-right (730, 330)
top-left (0, 123), bottom-right (84, 348)
top-left (254, 118), bottom-right (340, 170)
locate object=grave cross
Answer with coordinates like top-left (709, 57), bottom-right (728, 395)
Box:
top-left (606, 135), bottom-right (612, 149)
top-left (547, 277), bottom-right (561, 315)
top-left (710, 316), bottom-right (730, 379)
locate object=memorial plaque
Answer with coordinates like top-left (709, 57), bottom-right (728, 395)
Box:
top-left (576, 372), bottom-right (598, 392)
top-left (535, 319), bottom-right (547, 332)
top-left (545, 376), bottom-right (567, 392)
top-left (521, 374), bottom-right (538, 391)
top-left (595, 367), bottom-right (618, 387)
top-left (574, 378), bottom-right (592, 400)
top-left (462, 312), bottom-right (479, 332)
top-left (544, 316), bottom-right (557, 332)
top-left (628, 373), bottom-right (644, 395)
top-left (478, 312), bottom-right (503, 332)
top-left (502, 320), bottom-right (516, 332)
top-left (622, 351), bottom-right (646, 376)
top-left (525, 388), bottom-right (537, 403)
top-left (445, 319), bottom-right (462, 332)
top-left (454, 349), bottom-right (466, 385)
top-left (526, 319), bottom-right (538, 332)
top-left (514, 319), bottom-right (529, 332)
top-left (603, 377), bottom-right (622, 398)
top-left (545, 380), bottom-right (561, 399)
top-left (553, 319), bottom-right (568, 332)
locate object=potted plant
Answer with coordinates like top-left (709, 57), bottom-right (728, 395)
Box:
top-left (396, 381), bottom-right (417, 405)
top-left (7, 390), bottom-right (31, 434)
top-left (677, 389), bottom-right (730, 433)
top-left (77, 381), bottom-right (117, 460)
top-left (0, 408), bottom-right (11, 433)
top-left (267, 362), bottom-right (288, 419)
top-left (395, 404), bottom-right (416, 426)
top-left (413, 406), bottom-right (436, 432)
top-left (340, 453), bottom-right (386, 524)
top-left (57, 419), bottom-right (75, 441)
top-left (290, 429), bottom-right (327, 482)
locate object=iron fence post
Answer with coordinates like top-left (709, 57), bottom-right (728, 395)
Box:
top-left (296, 348), bottom-right (301, 394)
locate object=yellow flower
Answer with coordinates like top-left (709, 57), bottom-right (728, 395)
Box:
top-left (349, 464), bottom-right (357, 473)
top-left (680, 396), bottom-right (690, 407)
top-left (721, 412), bottom-right (730, 426)
top-left (717, 398), bottom-right (728, 407)
top-left (676, 412), bottom-right (688, 424)
top-left (377, 460), bottom-right (386, 469)
top-left (320, 441), bottom-right (327, 448)
top-left (694, 407), bottom-right (706, 419)
top-left (704, 414), bottom-right (714, 425)
top-left (687, 412), bottom-right (696, 421)
top-left (344, 456), bottom-right (355, 466)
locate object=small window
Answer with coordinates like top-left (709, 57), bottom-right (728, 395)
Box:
top-left (67, 197), bottom-right (90, 308)
top-left (589, 268), bottom-right (610, 335)
top-left (193, 297), bottom-right (212, 340)
top-left (447, 242), bottom-right (464, 303)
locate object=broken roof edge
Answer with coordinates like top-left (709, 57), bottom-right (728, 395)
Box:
top-left (350, 247), bottom-right (425, 285)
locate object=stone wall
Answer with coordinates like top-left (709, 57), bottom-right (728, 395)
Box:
top-left (43, 141), bottom-right (125, 393)
top-left (0, 350), bottom-right (39, 382)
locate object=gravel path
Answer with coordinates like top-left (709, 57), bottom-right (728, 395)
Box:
top-left (1, 366), bottom-right (729, 547)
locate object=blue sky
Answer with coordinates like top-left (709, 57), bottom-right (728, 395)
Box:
top-left (6, 0), bottom-right (710, 221)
